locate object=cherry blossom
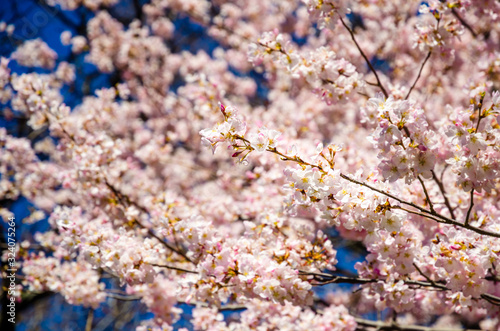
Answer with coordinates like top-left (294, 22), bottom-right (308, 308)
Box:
top-left (2, 0), bottom-right (500, 330)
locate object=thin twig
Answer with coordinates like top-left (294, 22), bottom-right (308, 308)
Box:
top-left (451, 8), bottom-right (477, 38)
top-left (481, 293), bottom-right (500, 306)
top-left (354, 317), bottom-right (481, 331)
top-left (465, 189), bottom-right (474, 226)
top-left (339, 16), bottom-right (388, 98)
top-left (431, 169), bottom-right (455, 219)
top-left (147, 263), bottom-right (198, 274)
top-left (405, 51), bottom-right (432, 100)
top-left (393, 205), bottom-right (449, 225)
top-left (177, 300), bottom-right (247, 311)
top-left (300, 270), bottom-right (448, 291)
top-left (339, 174), bottom-right (500, 238)
top-left (412, 263), bottom-right (447, 290)
top-left (417, 176), bottom-right (435, 213)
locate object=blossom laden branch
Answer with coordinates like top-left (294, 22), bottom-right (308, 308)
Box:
top-left (201, 103), bottom-right (500, 242)
top-left (339, 16), bottom-right (388, 98)
top-left (104, 180), bottom-right (194, 264)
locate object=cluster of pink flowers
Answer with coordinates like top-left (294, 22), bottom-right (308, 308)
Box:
top-left (2, 0), bottom-right (500, 329)
top-left (248, 31), bottom-right (364, 104)
top-left (190, 300), bottom-right (356, 331)
top-left (11, 39), bottom-right (58, 69)
top-left (22, 254), bottom-right (106, 309)
top-left (363, 93), bottom-right (437, 183)
top-left (173, 213), bottom-right (332, 306)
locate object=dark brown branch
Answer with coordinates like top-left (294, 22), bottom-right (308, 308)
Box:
top-left (257, 137), bottom-right (500, 239)
top-left (177, 300), bottom-right (247, 311)
top-left (339, 174), bottom-right (500, 238)
top-left (412, 263), bottom-right (446, 290)
top-left (299, 270), bottom-right (448, 291)
top-left (355, 317), bottom-right (481, 331)
top-left (236, 136), bottom-right (500, 240)
top-left (481, 293), bottom-right (500, 306)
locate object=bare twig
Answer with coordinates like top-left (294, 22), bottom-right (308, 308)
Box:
top-left (339, 174), bottom-right (500, 238)
top-left (412, 263), bottom-right (447, 290)
top-left (339, 16), bottom-right (388, 98)
top-left (464, 189), bottom-right (474, 226)
top-left (177, 300), bottom-right (247, 311)
top-left (481, 293), bottom-right (500, 306)
top-left (417, 176), bottom-right (435, 213)
top-left (235, 136), bottom-right (500, 239)
top-left (431, 169), bottom-right (455, 219)
top-left (299, 270), bottom-right (448, 291)
top-left (405, 51), bottom-right (432, 100)
top-left (451, 8), bottom-right (477, 38)
top-left (147, 263), bottom-right (198, 274)
top-left (354, 317), bottom-right (481, 331)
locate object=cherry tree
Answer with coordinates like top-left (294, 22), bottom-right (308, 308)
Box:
top-left (1, 0), bottom-right (500, 329)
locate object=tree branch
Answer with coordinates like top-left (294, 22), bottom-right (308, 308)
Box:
top-left (464, 189), bottom-right (474, 226)
top-left (147, 263), bottom-right (198, 274)
top-left (354, 317), bottom-right (481, 331)
top-left (451, 8), bottom-right (477, 38)
top-left (417, 176), bottom-right (435, 214)
top-left (85, 308), bottom-right (94, 331)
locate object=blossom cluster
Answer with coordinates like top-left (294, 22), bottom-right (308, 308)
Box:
top-left (248, 31), bottom-right (364, 104)
top-left (2, 0), bottom-right (500, 329)
top-left (173, 214), bottom-right (336, 306)
top-left (22, 254), bottom-right (106, 309)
